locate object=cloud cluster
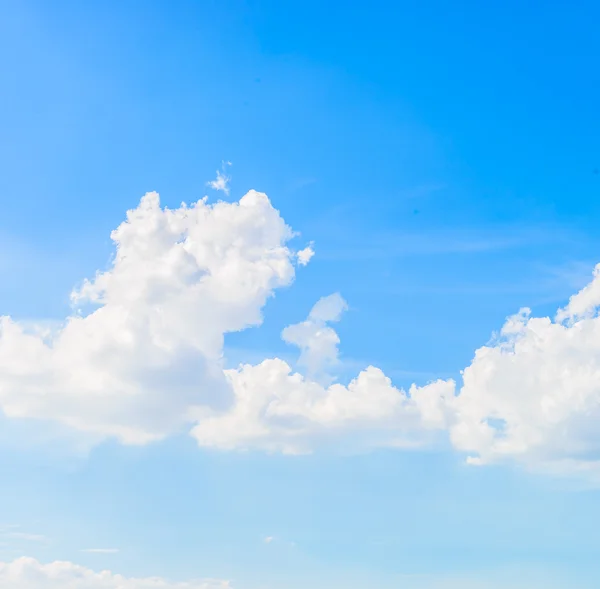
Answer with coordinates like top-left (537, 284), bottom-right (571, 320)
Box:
top-left (450, 263), bottom-right (600, 470)
top-left (2, 187), bottom-right (600, 474)
top-left (0, 190), bottom-right (301, 444)
top-left (191, 294), bottom-right (453, 454)
top-left (192, 357), bottom-right (454, 454)
top-left (0, 189), bottom-right (453, 454)
top-left (0, 557), bottom-right (230, 589)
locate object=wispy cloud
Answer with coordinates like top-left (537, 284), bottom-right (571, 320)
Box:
top-left (318, 224), bottom-right (572, 261)
top-left (80, 548), bottom-right (119, 554)
top-left (286, 176), bottom-right (318, 193)
top-left (207, 161), bottom-right (232, 195)
top-left (0, 525), bottom-right (20, 532)
top-left (0, 524), bottom-right (48, 544)
top-left (536, 259), bottom-right (598, 292)
top-left (8, 533), bottom-right (47, 542)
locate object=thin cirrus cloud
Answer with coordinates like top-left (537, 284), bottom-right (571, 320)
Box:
top-left (1, 187), bottom-right (600, 477)
top-left (0, 526), bottom-right (47, 544)
top-left (80, 548), bottom-right (119, 554)
top-left (316, 224), bottom-right (571, 262)
top-left (5, 532), bottom-right (47, 543)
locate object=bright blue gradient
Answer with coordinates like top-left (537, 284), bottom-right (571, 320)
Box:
top-left (1, 1), bottom-right (600, 586)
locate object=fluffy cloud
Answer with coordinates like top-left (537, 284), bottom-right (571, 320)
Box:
top-left (281, 293), bottom-right (347, 381)
top-left (191, 294), bottom-right (454, 453)
top-left (0, 557), bottom-right (230, 589)
top-left (450, 263), bottom-right (600, 471)
top-left (193, 360), bottom-right (453, 453)
top-left (204, 257), bottom-right (600, 468)
top-left (296, 244), bottom-right (314, 266)
top-left (0, 188), bottom-right (452, 454)
top-left (0, 190), bottom-right (304, 444)
top-left (3, 185), bottom-right (600, 475)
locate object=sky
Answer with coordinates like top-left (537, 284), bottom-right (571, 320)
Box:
top-left (1, 0), bottom-right (600, 587)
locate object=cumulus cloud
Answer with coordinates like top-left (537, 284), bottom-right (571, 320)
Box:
top-left (0, 557), bottom-right (230, 589)
top-left (3, 183), bottom-right (600, 476)
top-left (190, 292), bottom-right (454, 453)
top-left (449, 262), bottom-right (600, 471)
top-left (201, 258), bottom-right (600, 468)
top-left (0, 186), bottom-right (453, 454)
top-left (191, 348), bottom-right (454, 454)
top-left (0, 190), bottom-right (303, 444)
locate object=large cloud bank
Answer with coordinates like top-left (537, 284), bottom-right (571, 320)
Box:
top-left (1, 189), bottom-right (600, 473)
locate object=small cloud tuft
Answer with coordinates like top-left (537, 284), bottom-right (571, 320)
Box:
top-left (297, 243), bottom-right (315, 266)
top-left (207, 161), bottom-right (232, 196)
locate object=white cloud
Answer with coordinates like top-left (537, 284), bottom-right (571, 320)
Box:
top-left (207, 162), bottom-right (232, 195)
top-left (189, 293), bottom-right (454, 454)
top-left (192, 338), bottom-right (454, 454)
top-left (0, 187), bottom-right (451, 455)
top-left (555, 262), bottom-right (600, 322)
top-left (296, 244), bottom-right (314, 266)
top-left (0, 557), bottom-right (230, 588)
top-left (80, 549), bottom-right (119, 554)
top-left (0, 190), bottom-right (304, 445)
top-left (3, 183), bottom-right (600, 476)
top-left (449, 262), bottom-right (600, 472)
top-left (195, 258), bottom-right (600, 470)
top-left (281, 293), bottom-right (347, 382)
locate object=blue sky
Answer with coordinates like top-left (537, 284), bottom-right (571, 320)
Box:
top-left (1, 1), bottom-right (600, 588)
